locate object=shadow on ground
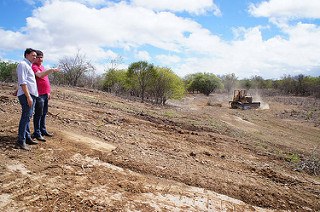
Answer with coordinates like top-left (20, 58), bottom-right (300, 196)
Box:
top-left (0, 135), bottom-right (17, 150)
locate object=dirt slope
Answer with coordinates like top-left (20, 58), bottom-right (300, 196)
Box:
top-left (0, 84), bottom-right (319, 211)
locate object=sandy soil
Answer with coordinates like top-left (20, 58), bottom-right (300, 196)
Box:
top-left (0, 83), bottom-right (319, 211)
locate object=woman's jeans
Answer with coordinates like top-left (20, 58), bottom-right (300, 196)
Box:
top-left (33, 94), bottom-right (49, 137)
top-left (18, 94), bottom-right (36, 144)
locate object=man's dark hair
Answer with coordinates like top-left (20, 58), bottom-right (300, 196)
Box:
top-left (35, 50), bottom-right (43, 57)
top-left (24, 48), bottom-right (36, 58)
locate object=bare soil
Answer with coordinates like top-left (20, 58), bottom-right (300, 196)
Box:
top-left (0, 83), bottom-right (319, 211)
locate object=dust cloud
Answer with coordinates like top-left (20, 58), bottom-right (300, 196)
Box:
top-left (253, 92), bottom-right (270, 110)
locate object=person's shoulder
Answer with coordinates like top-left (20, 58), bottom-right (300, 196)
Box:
top-left (20, 59), bottom-right (32, 67)
top-left (18, 60), bottom-right (27, 68)
top-left (32, 63), bottom-right (40, 70)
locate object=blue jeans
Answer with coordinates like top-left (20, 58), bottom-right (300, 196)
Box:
top-left (18, 94), bottom-right (36, 144)
top-left (33, 94), bottom-right (49, 137)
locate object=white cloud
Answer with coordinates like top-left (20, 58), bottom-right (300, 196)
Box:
top-left (175, 23), bottom-right (320, 79)
top-left (131, 0), bottom-right (221, 16)
top-left (28, 1), bottom-right (207, 51)
top-left (74, 0), bottom-right (109, 7)
top-left (135, 50), bottom-right (151, 61)
top-left (249, 0), bottom-right (320, 20)
top-left (0, 29), bottom-right (24, 49)
top-left (155, 54), bottom-right (181, 66)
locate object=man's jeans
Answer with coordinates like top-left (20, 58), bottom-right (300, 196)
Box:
top-left (33, 94), bottom-right (49, 137)
top-left (18, 94), bottom-right (36, 144)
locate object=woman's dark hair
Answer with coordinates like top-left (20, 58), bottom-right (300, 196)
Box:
top-left (24, 48), bottom-right (36, 57)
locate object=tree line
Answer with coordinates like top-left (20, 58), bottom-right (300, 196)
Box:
top-left (1, 55), bottom-right (320, 104)
top-left (103, 61), bottom-right (185, 104)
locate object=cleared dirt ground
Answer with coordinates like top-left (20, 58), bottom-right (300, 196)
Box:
top-left (0, 83), bottom-right (319, 211)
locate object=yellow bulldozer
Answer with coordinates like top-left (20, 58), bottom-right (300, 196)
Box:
top-left (229, 89), bottom-right (260, 109)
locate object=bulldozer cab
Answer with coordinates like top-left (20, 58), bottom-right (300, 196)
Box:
top-left (233, 90), bottom-right (246, 102)
top-left (233, 90), bottom-right (253, 103)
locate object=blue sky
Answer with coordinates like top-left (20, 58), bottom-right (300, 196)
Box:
top-left (0, 0), bottom-right (320, 79)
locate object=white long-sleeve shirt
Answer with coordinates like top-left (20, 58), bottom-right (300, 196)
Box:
top-left (16, 58), bottom-right (38, 97)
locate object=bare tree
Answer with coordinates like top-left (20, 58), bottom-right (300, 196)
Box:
top-left (221, 73), bottom-right (237, 93)
top-left (58, 51), bottom-right (95, 86)
top-left (107, 56), bottom-right (123, 72)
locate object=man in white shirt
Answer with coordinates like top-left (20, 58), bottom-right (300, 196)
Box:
top-left (16, 48), bottom-right (39, 150)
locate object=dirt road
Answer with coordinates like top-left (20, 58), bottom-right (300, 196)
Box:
top-left (0, 84), bottom-right (319, 211)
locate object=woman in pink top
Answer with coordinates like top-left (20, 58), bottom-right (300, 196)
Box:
top-left (32, 50), bottom-right (59, 141)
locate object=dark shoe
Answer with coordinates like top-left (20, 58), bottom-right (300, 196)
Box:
top-left (26, 137), bottom-right (38, 145)
top-left (42, 132), bottom-right (53, 137)
top-left (15, 142), bottom-right (30, 151)
top-left (33, 135), bottom-right (46, 142)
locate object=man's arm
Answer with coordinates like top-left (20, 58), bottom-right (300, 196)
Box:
top-left (35, 68), bottom-right (60, 78)
top-left (17, 62), bottom-right (33, 107)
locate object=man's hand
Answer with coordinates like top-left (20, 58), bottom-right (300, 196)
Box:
top-left (21, 84), bottom-right (33, 107)
top-left (26, 95), bottom-right (33, 108)
top-left (50, 68), bottom-right (60, 73)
